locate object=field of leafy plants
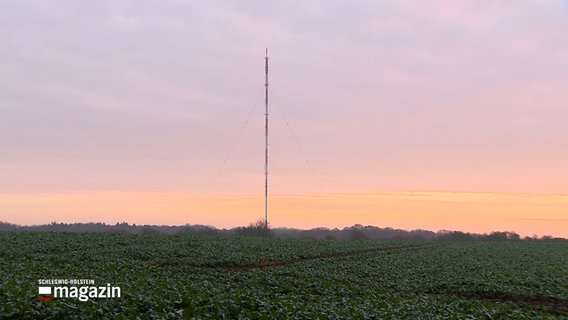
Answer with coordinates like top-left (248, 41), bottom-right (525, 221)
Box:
top-left (1, 231), bottom-right (566, 319)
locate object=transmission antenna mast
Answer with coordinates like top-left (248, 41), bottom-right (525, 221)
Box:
top-left (264, 48), bottom-right (269, 229)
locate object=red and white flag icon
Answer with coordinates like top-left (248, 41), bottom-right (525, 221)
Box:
top-left (38, 287), bottom-right (52, 301)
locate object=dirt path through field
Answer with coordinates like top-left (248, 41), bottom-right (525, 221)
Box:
top-left (208, 244), bottom-right (416, 272)
top-left (453, 292), bottom-right (568, 316)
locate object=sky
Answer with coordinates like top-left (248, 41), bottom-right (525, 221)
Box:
top-left (1, 0), bottom-right (567, 237)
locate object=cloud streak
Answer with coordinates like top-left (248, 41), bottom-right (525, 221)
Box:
top-left (1, 191), bottom-right (566, 237)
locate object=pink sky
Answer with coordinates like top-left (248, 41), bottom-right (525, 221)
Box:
top-left (1, 1), bottom-right (567, 237)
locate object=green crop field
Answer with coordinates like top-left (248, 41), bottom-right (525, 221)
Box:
top-left (1, 232), bottom-right (566, 319)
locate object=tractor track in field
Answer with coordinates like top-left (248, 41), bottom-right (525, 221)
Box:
top-left (452, 292), bottom-right (568, 316)
top-left (207, 245), bottom-right (417, 272)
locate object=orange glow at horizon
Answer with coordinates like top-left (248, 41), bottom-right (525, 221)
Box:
top-left (1, 191), bottom-right (566, 238)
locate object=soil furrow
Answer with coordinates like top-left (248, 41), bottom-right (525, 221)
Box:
top-left (208, 245), bottom-right (415, 272)
top-left (453, 292), bottom-right (568, 316)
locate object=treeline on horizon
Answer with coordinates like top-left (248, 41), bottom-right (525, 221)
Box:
top-left (0, 221), bottom-right (565, 242)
